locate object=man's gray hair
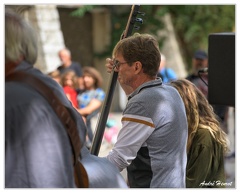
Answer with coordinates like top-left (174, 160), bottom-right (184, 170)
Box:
top-left (5, 8), bottom-right (38, 65)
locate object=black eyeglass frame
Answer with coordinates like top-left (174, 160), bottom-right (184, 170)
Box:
top-left (113, 59), bottom-right (131, 70)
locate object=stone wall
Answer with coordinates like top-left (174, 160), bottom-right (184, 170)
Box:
top-left (28, 5), bottom-right (65, 74)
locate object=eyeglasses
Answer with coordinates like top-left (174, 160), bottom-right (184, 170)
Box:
top-left (113, 60), bottom-right (129, 70)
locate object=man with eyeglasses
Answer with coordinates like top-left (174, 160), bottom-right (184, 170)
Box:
top-left (104, 33), bottom-right (188, 188)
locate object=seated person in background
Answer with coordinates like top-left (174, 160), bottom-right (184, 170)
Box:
top-left (170, 79), bottom-right (229, 188)
top-left (60, 70), bottom-right (79, 109)
top-left (77, 67), bottom-right (105, 147)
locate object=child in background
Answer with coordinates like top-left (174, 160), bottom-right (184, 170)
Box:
top-left (48, 70), bottom-right (61, 84)
top-left (60, 70), bottom-right (79, 109)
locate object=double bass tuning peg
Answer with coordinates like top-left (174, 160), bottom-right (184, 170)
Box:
top-left (135, 18), bottom-right (143, 24)
top-left (134, 26), bottom-right (140, 30)
top-left (137, 11), bottom-right (145, 16)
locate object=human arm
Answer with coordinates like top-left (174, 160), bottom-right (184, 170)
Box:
top-left (77, 88), bottom-right (105, 116)
top-left (186, 144), bottom-right (214, 188)
top-left (77, 98), bottom-right (102, 116)
top-left (106, 109), bottom-right (155, 171)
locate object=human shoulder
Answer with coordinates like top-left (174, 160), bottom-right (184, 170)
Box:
top-left (6, 81), bottom-right (36, 107)
top-left (94, 88), bottom-right (105, 100)
top-left (193, 128), bottom-right (215, 147)
top-left (95, 87), bottom-right (105, 93)
top-left (194, 128), bottom-right (211, 138)
top-left (130, 80), bottom-right (178, 104)
top-left (70, 62), bottom-right (82, 76)
top-left (71, 61), bottom-right (81, 66)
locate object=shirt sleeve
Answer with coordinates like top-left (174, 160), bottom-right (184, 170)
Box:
top-left (94, 88), bottom-right (105, 102)
top-left (106, 111), bottom-right (155, 171)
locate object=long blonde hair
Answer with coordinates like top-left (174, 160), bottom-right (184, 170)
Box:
top-left (170, 79), bottom-right (229, 154)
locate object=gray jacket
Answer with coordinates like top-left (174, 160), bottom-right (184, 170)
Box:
top-left (5, 61), bottom-right (127, 188)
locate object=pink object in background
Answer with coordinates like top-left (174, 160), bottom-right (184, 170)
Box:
top-left (104, 126), bottom-right (118, 144)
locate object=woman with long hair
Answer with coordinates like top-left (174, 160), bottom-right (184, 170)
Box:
top-left (170, 79), bottom-right (229, 188)
top-left (77, 67), bottom-right (105, 148)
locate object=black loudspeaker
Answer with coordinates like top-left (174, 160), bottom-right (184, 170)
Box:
top-left (208, 33), bottom-right (235, 107)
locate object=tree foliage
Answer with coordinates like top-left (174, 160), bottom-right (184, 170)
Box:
top-left (157, 5), bottom-right (235, 69)
top-left (71, 5), bottom-right (235, 71)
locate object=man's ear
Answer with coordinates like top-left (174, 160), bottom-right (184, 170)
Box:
top-left (134, 61), bottom-right (142, 74)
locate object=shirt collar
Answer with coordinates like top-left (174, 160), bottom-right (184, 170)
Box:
top-left (15, 60), bottom-right (33, 71)
top-left (128, 78), bottom-right (162, 100)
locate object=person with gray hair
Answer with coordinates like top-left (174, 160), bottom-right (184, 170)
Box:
top-left (5, 7), bottom-right (87, 188)
top-left (5, 10), bottom-right (38, 76)
top-left (58, 47), bottom-right (84, 90)
top-left (5, 8), bottom-right (127, 188)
